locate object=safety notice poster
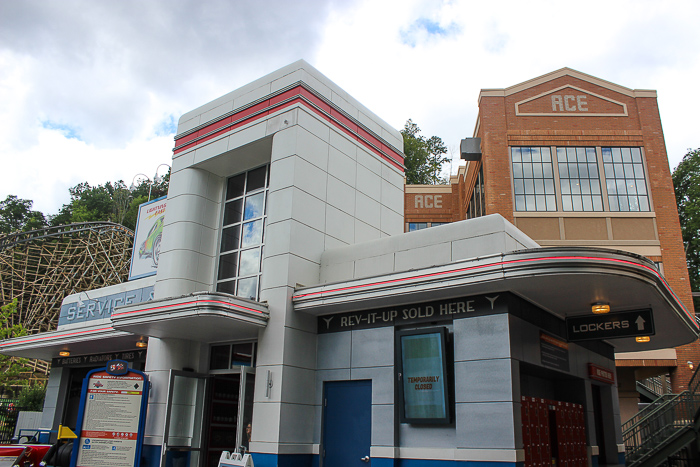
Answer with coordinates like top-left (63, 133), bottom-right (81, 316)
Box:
top-left (73, 365), bottom-right (148, 467)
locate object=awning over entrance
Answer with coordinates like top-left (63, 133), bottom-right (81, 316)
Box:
top-left (0, 292), bottom-right (269, 361)
top-left (293, 247), bottom-right (698, 353)
top-left (0, 324), bottom-right (137, 360)
top-left (111, 292), bottom-right (269, 343)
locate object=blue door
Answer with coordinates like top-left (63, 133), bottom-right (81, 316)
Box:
top-left (322, 380), bottom-right (372, 467)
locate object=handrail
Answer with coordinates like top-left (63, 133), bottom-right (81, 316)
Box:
top-left (621, 393), bottom-right (680, 433)
top-left (623, 365), bottom-right (700, 466)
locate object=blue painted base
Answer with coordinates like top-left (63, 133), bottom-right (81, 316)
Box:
top-left (618, 453), bottom-right (626, 464)
top-left (141, 444), bottom-right (161, 467)
top-left (251, 453), bottom-right (318, 467)
top-left (249, 454), bottom-right (521, 467)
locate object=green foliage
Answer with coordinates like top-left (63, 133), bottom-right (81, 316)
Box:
top-left (401, 119), bottom-right (450, 185)
top-left (672, 148), bottom-right (700, 310)
top-left (0, 300), bottom-right (31, 397)
top-left (17, 385), bottom-right (46, 411)
top-left (48, 169), bottom-right (170, 231)
top-left (0, 195), bottom-right (47, 234)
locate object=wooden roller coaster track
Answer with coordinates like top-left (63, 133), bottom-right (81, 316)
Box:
top-left (0, 221), bottom-right (134, 337)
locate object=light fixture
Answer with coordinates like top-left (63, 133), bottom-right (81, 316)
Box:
top-left (136, 339), bottom-right (148, 348)
top-left (688, 361), bottom-right (694, 370)
top-left (59, 350), bottom-right (70, 357)
top-left (636, 336), bottom-right (651, 343)
top-left (591, 302), bottom-right (610, 314)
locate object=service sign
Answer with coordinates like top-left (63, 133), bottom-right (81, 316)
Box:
top-left (397, 328), bottom-right (450, 424)
top-left (128, 196), bottom-right (166, 281)
top-left (71, 361), bottom-right (149, 467)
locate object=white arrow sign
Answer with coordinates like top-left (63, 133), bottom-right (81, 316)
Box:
top-left (636, 316), bottom-right (646, 331)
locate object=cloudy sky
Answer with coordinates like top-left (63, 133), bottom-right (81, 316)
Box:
top-left (2, 0), bottom-right (700, 216)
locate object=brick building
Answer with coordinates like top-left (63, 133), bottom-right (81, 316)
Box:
top-left (406, 68), bottom-right (697, 421)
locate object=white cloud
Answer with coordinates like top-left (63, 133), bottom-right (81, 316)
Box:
top-left (2, 0), bottom-right (699, 216)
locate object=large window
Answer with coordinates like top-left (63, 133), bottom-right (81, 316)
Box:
top-left (602, 147), bottom-right (650, 212)
top-left (557, 147), bottom-right (603, 212)
top-left (512, 147), bottom-right (557, 212)
top-left (511, 146), bottom-right (651, 213)
top-left (468, 166), bottom-right (485, 219)
top-left (217, 166), bottom-right (269, 300)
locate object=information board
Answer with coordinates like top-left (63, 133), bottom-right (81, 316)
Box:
top-left (397, 327), bottom-right (450, 424)
top-left (71, 361), bottom-right (149, 467)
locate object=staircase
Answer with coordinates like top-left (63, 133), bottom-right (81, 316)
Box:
top-left (622, 368), bottom-right (700, 467)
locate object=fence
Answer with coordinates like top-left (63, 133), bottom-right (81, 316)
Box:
top-left (0, 399), bottom-right (22, 444)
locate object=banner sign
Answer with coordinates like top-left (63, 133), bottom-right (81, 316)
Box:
top-left (397, 328), bottom-right (450, 424)
top-left (318, 293), bottom-right (505, 333)
top-left (588, 363), bottom-right (615, 384)
top-left (52, 350), bottom-right (146, 368)
top-left (71, 361), bottom-right (149, 467)
top-left (58, 285), bottom-right (154, 326)
top-left (129, 197), bottom-right (166, 281)
top-left (566, 309), bottom-right (654, 341)
top-left (540, 332), bottom-right (570, 372)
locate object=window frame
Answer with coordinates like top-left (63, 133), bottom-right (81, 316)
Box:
top-left (216, 165), bottom-right (269, 301)
top-left (510, 146), bottom-right (653, 213)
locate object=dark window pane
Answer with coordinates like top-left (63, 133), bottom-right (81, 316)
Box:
top-left (224, 199), bottom-right (243, 225)
top-left (210, 345), bottom-right (230, 370)
top-left (217, 279), bottom-right (236, 295)
top-left (231, 343), bottom-right (254, 367)
top-left (218, 253), bottom-right (238, 280)
top-left (247, 166), bottom-right (267, 192)
top-left (221, 225), bottom-right (240, 252)
top-left (227, 174), bottom-right (245, 200)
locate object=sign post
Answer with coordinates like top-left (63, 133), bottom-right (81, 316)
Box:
top-left (71, 360), bottom-right (150, 467)
top-left (566, 309), bottom-right (654, 342)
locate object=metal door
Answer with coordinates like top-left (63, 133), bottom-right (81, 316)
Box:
top-left (322, 380), bottom-right (372, 467)
top-left (162, 370), bottom-right (208, 467)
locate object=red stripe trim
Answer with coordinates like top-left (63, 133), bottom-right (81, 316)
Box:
top-left (0, 327), bottom-right (115, 346)
top-left (111, 299), bottom-right (266, 318)
top-left (292, 255), bottom-right (697, 327)
top-left (174, 85), bottom-right (404, 171)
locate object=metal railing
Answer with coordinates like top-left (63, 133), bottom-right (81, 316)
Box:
top-left (622, 367), bottom-right (700, 466)
top-left (638, 375), bottom-right (672, 399)
top-left (0, 399), bottom-right (22, 444)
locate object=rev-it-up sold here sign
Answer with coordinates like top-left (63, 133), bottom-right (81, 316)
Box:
top-left (566, 309), bottom-right (654, 342)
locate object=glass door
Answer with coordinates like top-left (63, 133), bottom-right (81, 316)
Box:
top-left (162, 370), bottom-right (208, 467)
top-left (203, 367), bottom-right (256, 467)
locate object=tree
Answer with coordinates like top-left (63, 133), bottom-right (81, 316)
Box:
top-left (0, 300), bottom-right (32, 397)
top-left (401, 119), bottom-right (450, 185)
top-left (0, 195), bottom-right (47, 234)
top-left (672, 148), bottom-right (700, 309)
top-left (49, 171), bottom-right (170, 231)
